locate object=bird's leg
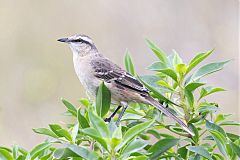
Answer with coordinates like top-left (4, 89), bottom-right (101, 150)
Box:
top-left (116, 101), bottom-right (128, 126)
top-left (104, 105), bottom-right (122, 122)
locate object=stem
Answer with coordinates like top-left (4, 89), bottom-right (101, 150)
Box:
top-left (155, 120), bottom-right (191, 137)
top-left (178, 75), bottom-right (190, 122)
top-left (199, 130), bottom-right (207, 138)
top-left (110, 149), bottom-right (116, 160)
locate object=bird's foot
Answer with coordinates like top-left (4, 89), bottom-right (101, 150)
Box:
top-left (104, 117), bottom-right (112, 122)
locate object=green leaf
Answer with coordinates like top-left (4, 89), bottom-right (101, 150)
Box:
top-left (0, 147), bottom-right (11, 153)
top-left (219, 121), bottom-right (240, 126)
top-left (130, 155), bottom-right (148, 160)
top-left (226, 143), bottom-right (234, 158)
top-left (209, 130), bottom-right (228, 157)
top-left (81, 128), bottom-right (109, 151)
top-left (32, 128), bottom-right (58, 138)
top-left (67, 144), bottom-right (99, 160)
top-left (57, 129), bottom-right (72, 141)
top-left (116, 120), bottom-right (154, 151)
top-left (17, 147), bottom-right (28, 156)
top-left (159, 69), bottom-right (178, 82)
top-left (30, 142), bottom-right (51, 159)
top-left (148, 138), bottom-right (179, 160)
top-left (109, 122), bottom-right (121, 139)
top-left (25, 153), bottom-right (31, 160)
top-left (77, 109), bottom-right (90, 128)
top-left (111, 125), bottom-right (122, 149)
top-left (146, 130), bottom-right (161, 139)
top-left (39, 152), bottom-right (53, 160)
top-left (0, 149), bottom-right (13, 160)
top-left (96, 82), bottom-right (111, 117)
top-left (79, 98), bottom-right (90, 107)
top-left (188, 115), bottom-right (203, 124)
top-left (71, 123), bottom-right (79, 143)
top-left (206, 120), bottom-right (227, 156)
top-left (139, 75), bottom-right (177, 106)
top-left (121, 113), bottom-right (144, 121)
top-left (212, 153), bottom-right (225, 160)
top-left (214, 114), bottom-right (232, 123)
top-left (62, 98), bottom-right (77, 117)
top-left (53, 148), bottom-right (79, 159)
top-left (166, 53), bottom-right (174, 68)
top-left (157, 80), bottom-right (173, 91)
top-left (186, 146), bottom-right (213, 160)
top-left (158, 154), bottom-right (181, 160)
top-left (185, 89), bottom-right (194, 107)
top-left (185, 82), bottom-right (205, 92)
top-left (191, 61), bottom-right (229, 81)
top-left (12, 145), bottom-right (18, 159)
top-left (124, 50), bottom-right (136, 75)
top-left (189, 124), bottom-right (199, 144)
top-left (172, 50), bottom-right (183, 66)
top-left (49, 124), bottom-right (72, 141)
top-left (176, 63), bottom-right (187, 75)
top-left (199, 86), bottom-right (225, 100)
top-left (226, 133), bottom-right (240, 142)
top-left (206, 120), bottom-right (228, 157)
top-left (198, 103), bottom-right (218, 115)
top-left (177, 145), bottom-right (188, 159)
top-left (147, 63), bottom-right (178, 82)
top-left (139, 134), bottom-right (150, 140)
top-left (147, 61), bottom-right (166, 71)
top-left (206, 120), bottom-right (226, 136)
top-left (109, 122), bottom-right (117, 135)
top-left (88, 111), bottom-right (110, 138)
top-left (146, 39), bottom-right (168, 65)
top-left (121, 138), bottom-right (147, 158)
top-left (186, 49), bottom-right (214, 74)
top-left (15, 155), bottom-right (24, 160)
top-left (230, 142), bottom-right (240, 158)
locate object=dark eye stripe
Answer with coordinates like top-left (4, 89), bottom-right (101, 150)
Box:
top-left (71, 39), bottom-right (82, 42)
top-left (71, 39), bottom-right (92, 45)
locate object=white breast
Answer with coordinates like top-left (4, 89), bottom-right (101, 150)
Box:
top-left (73, 54), bottom-right (100, 97)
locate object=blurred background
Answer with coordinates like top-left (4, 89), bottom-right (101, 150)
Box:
top-left (0, 0), bottom-right (239, 149)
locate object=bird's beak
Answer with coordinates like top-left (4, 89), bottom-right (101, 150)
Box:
top-left (57, 37), bottom-right (70, 43)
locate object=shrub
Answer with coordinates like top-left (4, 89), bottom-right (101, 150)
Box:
top-left (0, 40), bottom-right (239, 160)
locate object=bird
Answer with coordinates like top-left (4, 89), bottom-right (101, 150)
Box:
top-left (58, 34), bottom-right (194, 136)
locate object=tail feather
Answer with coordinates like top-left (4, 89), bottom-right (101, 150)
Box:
top-left (145, 96), bottom-right (194, 136)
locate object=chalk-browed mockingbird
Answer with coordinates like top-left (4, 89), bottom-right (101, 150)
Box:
top-left (58, 34), bottom-right (194, 136)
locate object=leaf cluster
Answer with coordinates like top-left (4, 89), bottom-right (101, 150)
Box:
top-left (0, 40), bottom-right (239, 160)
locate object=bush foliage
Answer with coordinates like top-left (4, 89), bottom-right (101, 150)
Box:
top-left (1, 40), bottom-right (239, 160)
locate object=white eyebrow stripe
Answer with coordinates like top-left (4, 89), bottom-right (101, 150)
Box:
top-left (81, 36), bottom-right (92, 43)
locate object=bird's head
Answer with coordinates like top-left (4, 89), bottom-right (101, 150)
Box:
top-left (58, 34), bottom-right (97, 57)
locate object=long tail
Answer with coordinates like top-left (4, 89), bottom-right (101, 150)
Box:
top-left (145, 96), bottom-right (194, 136)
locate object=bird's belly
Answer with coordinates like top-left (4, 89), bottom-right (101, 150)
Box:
top-left (78, 73), bottom-right (100, 96)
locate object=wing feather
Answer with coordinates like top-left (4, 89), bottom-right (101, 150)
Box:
top-left (91, 58), bottom-right (149, 93)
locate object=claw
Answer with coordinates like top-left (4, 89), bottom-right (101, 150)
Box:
top-left (104, 117), bottom-right (111, 122)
